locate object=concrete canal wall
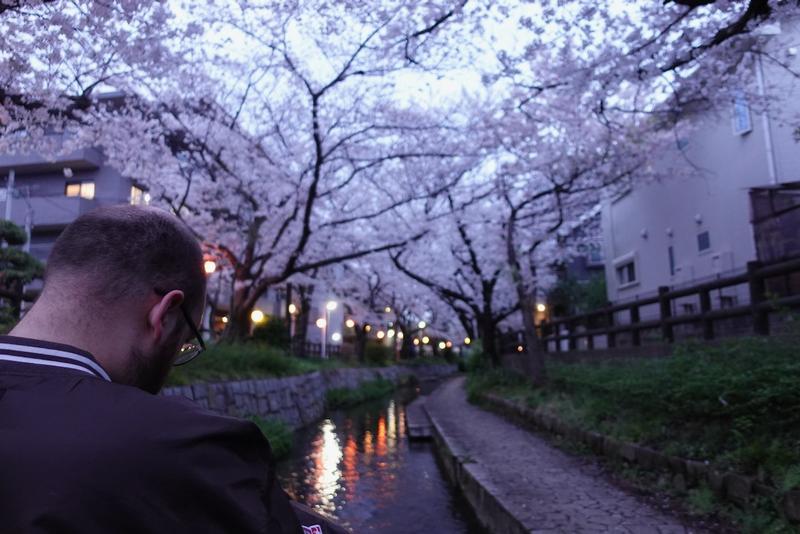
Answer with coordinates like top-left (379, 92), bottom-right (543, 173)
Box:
top-left (162, 364), bottom-right (456, 430)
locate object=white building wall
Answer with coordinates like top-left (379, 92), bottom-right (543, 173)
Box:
top-left (603, 24), bottom-right (800, 306)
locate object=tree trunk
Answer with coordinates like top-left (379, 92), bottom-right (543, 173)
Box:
top-left (506, 211), bottom-right (547, 385)
top-left (222, 299), bottom-right (252, 342)
top-left (399, 325), bottom-right (414, 360)
top-left (477, 315), bottom-right (500, 367)
top-left (518, 294), bottom-right (547, 385)
top-left (354, 325), bottom-right (367, 363)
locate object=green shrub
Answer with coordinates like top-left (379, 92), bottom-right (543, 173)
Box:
top-left (249, 416), bottom-right (293, 460)
top-left (464, 339), bottom-right (488, 373)
top-left (364, 341), bottom-right (393, 366)
top-left (326, 378), bottom-right (395, 408)
top-left (251, 317), bottom-right (291, 349)
top-left (166, 343), bottom-right (327, 386)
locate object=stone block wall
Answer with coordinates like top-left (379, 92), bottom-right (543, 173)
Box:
top-left (162, 364), bottom-right (455, 430)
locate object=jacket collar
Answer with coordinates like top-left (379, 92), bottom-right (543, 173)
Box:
top-left (0, 335), bottom-right (112, 382)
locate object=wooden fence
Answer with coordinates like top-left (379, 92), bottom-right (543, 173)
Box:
top-left (290, 339), bottom-right (344, 359)
top-left (538, 258), bottom-right (800, 353)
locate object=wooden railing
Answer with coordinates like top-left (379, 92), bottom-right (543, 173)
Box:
top-left (290, 340), bottom-right (344, 359)
top-left (538, 258), bottom-right (800, 353)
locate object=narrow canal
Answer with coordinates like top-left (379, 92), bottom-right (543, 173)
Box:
top-left (277, 382), bottom-right (486, 534)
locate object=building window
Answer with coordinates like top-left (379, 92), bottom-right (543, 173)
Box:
top-left (668, 246), bottom-right (675, 276)
top-left (731, 90), bottom-right (752, 136)
top-left (615, 261), bottom-right (637, 287)
top-left (65, 181), bottom-right (95, 200)
top-left (697, 231), bottom-right (711, 252)
top-left (130, 185), bottom-right (151, 206)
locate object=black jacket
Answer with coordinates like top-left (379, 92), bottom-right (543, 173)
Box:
top-left (0, 335), bottom-right (346, 533)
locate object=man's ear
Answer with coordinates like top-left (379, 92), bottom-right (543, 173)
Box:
top-left (147, 290), bottom-right (185, 342)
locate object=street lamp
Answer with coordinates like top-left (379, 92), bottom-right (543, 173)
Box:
top-left (422, 336), bottom-right (430, 344)
top-left (418, 321), bottom-right (426, 329)
top-left (376, 330), bottom-right (386, 340)
top-left (331, 332), bottom-right (342, 342)
top-left (203, 260), bottom-right (217, 275)
top-left (316, 318), bottom-right (327, 359)
top-left (464, 337), bottom-right (471, 345)
top-left (288, 303), bottom-right (298, 340)
top-left (536, 303), bottom-right (547, 313)
top-left (345, 318), bottom-right (355, 329)
top-left (324, 301), bottom-right (337, 359)
top-left (251, 309), bottom-right (265, 324)
top-left (384, 306), bottom-right (392, 313)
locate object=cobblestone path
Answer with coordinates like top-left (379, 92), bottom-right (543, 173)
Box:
top-left (426, 377), bottom-right (701, 534)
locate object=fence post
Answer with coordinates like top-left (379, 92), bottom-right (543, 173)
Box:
top-left (586, 313), bottom-right (595, 350)
top-left (554, 323), bottom-right (562, 353)
top-left (606, 308), bottom-right (616, 348)
top-left (630, 304), bottom-right (641, 346)
top-left (699, 289), bottom-right (714, 340)
top-left (567, 319), bottom-right (577, 351)
top-left (540, 320), bottom-right (549, 353)
top-left (658, 286), bottom-right (674, 343)
top-left (747, 260), bottom-right (769, 336)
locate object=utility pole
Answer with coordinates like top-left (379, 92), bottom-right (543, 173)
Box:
top-left (21, 187), bottom-right (33, 253)
top-left (4, 169), bottom-right (15, 220)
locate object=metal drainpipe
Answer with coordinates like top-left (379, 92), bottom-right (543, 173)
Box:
top-left (4, 168), bottom-right (15, 220)
top-left (755, 53), bottom-right (779, 185)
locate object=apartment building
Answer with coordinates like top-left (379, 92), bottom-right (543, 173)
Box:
top-left (601, 22), bottom-right (800, 310)
top-left (0, 144), bottom-right (149, 263)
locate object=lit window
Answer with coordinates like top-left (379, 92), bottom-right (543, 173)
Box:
top-left (65, 181), bottom-right (95, 199)
top-left (697, 231), bottom-right (711, 252)
top-left (130, 185), bottom-right (150, 206)
top-left (615, 261), bottom-right (636, 286)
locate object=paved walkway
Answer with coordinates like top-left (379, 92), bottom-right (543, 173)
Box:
top-left (425, 377), bottom-right (700, 534)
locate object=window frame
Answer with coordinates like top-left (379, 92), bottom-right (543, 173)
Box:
top-left (613, 252), bottom-right (639, 290)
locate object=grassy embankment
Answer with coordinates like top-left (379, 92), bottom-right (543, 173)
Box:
top-left (326, 378), bottom-right (397, 409)
top-left (467, 336), bottom-right (800, 533)
top-left (165, 343), bottom-right (342, 386)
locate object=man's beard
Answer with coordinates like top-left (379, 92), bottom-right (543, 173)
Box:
top-left (128, 345), bottom-right (173, 394)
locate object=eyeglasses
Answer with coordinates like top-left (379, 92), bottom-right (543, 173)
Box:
top-left (154, 289), bottom-right (206, 366)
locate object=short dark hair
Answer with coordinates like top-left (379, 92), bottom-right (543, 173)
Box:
top-left (45, 205), bottom-right (206, 309)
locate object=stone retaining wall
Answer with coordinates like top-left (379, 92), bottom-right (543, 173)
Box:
top-left (162, 364), bottom-right (456, 430)
top-left (481, 393), bottom-right (800, 524)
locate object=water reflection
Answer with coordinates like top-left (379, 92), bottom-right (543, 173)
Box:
top-left (307, 419), bottom-right (343, 514)
top-left (278, 386), bottom-right (485, 534)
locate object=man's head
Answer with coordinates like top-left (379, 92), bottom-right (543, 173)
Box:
top-left (18, 205), bottom-right (206, 393)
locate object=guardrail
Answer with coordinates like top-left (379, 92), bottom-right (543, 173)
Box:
top-left (536, 258), bottom-right (800, 353)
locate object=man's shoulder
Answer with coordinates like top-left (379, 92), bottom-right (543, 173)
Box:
top-left (102, 381), bottom-right (266, 447)
top-left (40, 377), bottom-right (271, 464)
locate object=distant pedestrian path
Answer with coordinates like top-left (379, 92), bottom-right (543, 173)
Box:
top-left (426, 377), bottom-right (698, 533)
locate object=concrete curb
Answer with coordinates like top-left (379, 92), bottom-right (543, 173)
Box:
top-left (425, 401), bottom-right (528, 534)
top-left (480, 392), bottom-right (800, 524)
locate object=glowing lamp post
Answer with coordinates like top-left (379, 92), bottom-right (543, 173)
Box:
top-left (324, 301), bottom-right (337, 359)
top-left (316, 317), bottom-right (327, 359)
top-left (288, 303), bottom-right (298, 341)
